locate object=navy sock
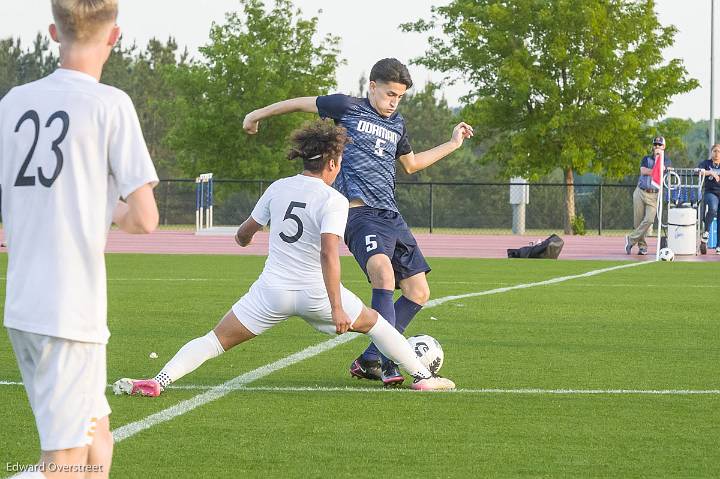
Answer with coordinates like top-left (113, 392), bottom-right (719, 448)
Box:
top-left (394, 296), bottom-right (423, 334)
top-left (361, 288), bottom-right (395, 362)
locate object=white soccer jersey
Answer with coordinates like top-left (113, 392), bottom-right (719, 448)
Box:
top-left (251, 174), bottom-right (349, 289)
top-left (0, 68), bottom-right (158, 344)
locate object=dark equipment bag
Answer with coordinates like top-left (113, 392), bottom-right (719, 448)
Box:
top-left (507, 234), bottom-right (564, 259)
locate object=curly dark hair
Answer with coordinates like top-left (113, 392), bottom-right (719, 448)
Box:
top-left (287, 120), bottom-right (350, 173)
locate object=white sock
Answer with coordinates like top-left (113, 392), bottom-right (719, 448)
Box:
top-left (366, 315), bottom-right (431, 379)
top-left (154, 331), bottom-right (225, 387)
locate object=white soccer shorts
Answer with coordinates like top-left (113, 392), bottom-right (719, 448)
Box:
top-left (231, 282), bottom-right (364, 336)
top-left (7, 328), bottom-right (111, 451)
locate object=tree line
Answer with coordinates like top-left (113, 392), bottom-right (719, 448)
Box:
top-left (1, 0), bottom-right (709, 232)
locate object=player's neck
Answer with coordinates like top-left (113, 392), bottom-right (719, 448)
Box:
top-left (301, 170), bottom-right (332, 186)
top-left (58, 45), bottom-right (108, 81)
top-left (366, 95), bottom-right (389, 119)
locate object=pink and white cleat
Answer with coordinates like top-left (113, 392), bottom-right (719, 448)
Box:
top-left (411, 376), bottom-right (456, 391)
top-left (112, 378), bottom-right (162, 397)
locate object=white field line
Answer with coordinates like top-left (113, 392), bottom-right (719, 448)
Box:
top-left (111, 332), bottom-right (360, 442)
top-left (424, 261), bottom-right (647, 308)
top-left (2, 380), bottom-right (717, 395)
top-left (168, 385), bottom-right (720, 395)
top-left (100, 261), bottom-right (650, 442)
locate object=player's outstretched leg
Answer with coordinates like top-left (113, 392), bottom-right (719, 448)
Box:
top-left (113, 329), bottom-right (225, 397)
top-left (352, 306), bottom-right (455, 391)
top-left (114, 310), bottom-right (255, 396)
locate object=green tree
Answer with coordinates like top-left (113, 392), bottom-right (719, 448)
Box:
top-left (398, 83), bottom-right (484, 182)
top-left (103, 38), bottom-right (188, 177)
top-left (404, 0), bottom-right (698, 233)
top-left (0, 34), bottom-right (58, 99)
top-left (164, 0), bottom-right (342, 179)
top-left (651, 117), bottom-right (694, 168)
top-left (395, 83), bottom-right (506, 229)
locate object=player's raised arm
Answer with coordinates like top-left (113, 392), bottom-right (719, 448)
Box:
top-left (112, 183), bottom-right (159, 234)
top-left (320, 232), bottom-right (352, 334)
top-left (235, 216), bottom-right (263, 246)
top-left (243, 97), bottom-right (319, 134)
top-left (397, 122), bottom-right (474, 174)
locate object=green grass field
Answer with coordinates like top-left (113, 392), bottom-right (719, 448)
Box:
top-left (1, 254), bottom-right (719, 478)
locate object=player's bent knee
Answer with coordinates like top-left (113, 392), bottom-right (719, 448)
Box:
top-left (214, 309), bottom-right (256, 350)
top-left (350, 306), bottom-right (377, 334)
top-left (400, 278), bottom-right (430, 305)
top-left (408, 286), bottom-right (430, 305)
top-left (366, 255), bottom-right (395, 289)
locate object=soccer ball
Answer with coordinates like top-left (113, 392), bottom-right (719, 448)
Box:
top-left (407, 334), bottom-right (444, 374)
top-left (659, 247), bottom-right (675, 261)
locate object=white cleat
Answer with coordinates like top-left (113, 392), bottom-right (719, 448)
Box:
top-left (411, 376), bottom-right (456, 391)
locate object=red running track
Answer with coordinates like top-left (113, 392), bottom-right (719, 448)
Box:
top-left (98, 230), bottom-right (720, 262)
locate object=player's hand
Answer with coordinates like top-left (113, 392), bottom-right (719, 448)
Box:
top-left (450, 122), bottom-right (474, 147)
top-left (243, 112), bottom-right (259, 135)
top-left (235, 227), bottom-right (251, 246)
top-left (331, 307), bottom-right (352, 335)
top-left (713, 172), bottom-right (720, 182)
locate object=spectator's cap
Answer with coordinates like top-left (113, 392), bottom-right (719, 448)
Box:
top-left (652, 136), bottom-right (665, 146)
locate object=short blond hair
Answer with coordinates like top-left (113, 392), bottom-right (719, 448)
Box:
top-left (51, 0), bottom-right (118, 42)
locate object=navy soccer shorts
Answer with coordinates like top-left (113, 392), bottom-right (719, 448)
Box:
top-left (344, 206), bottom-right (431, 287)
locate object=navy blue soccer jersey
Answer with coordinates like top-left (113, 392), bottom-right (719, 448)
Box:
top-left (698, 159), bottom-right (720, 195)
top-left (316, 94), bottom-right (412, 212)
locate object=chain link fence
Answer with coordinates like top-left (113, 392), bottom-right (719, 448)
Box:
top-left (157, 178), bottom-right (639, 235)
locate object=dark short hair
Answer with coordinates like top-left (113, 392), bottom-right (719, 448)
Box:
top-left (369, 58), bottom-right (413, 89)
top-left (287, 120), bottom-right (349, 173)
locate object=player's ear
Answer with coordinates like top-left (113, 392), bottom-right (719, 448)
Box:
top-left (108, 25), bottom-right (121, 47)
top-left (49, 24), bottom-right (60, 43)
top-left (330, 155), bottom-right (341, 171)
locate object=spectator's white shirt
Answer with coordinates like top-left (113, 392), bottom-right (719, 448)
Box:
top-left (0, 68), bottom-right (158, 344)
top-left (252, 174), bottom-right (349, 289)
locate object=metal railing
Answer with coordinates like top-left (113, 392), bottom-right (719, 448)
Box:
top-left (156, 178), bottom-right (640, 235)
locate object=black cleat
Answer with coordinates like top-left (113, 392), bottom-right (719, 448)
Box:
top-left (349, 356), bottom-right (382, 381)
top-left (381, 361), bottom-right (405, 387)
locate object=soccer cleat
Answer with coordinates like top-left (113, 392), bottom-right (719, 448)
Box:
top-left (349, 357), bottom-right (382, 381)
top-left (716, 248), bottom-right (720, 255)
top-left (638, 246), bottom-right (648, 255)
top-left (112, 378), bottom-right (162, 397)
top-left (411, 376), bottom-right (456, 391)
top-left (380, 361), bottom-right (405, 386)
top-left (624, 236), bottom-right (632, 255)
